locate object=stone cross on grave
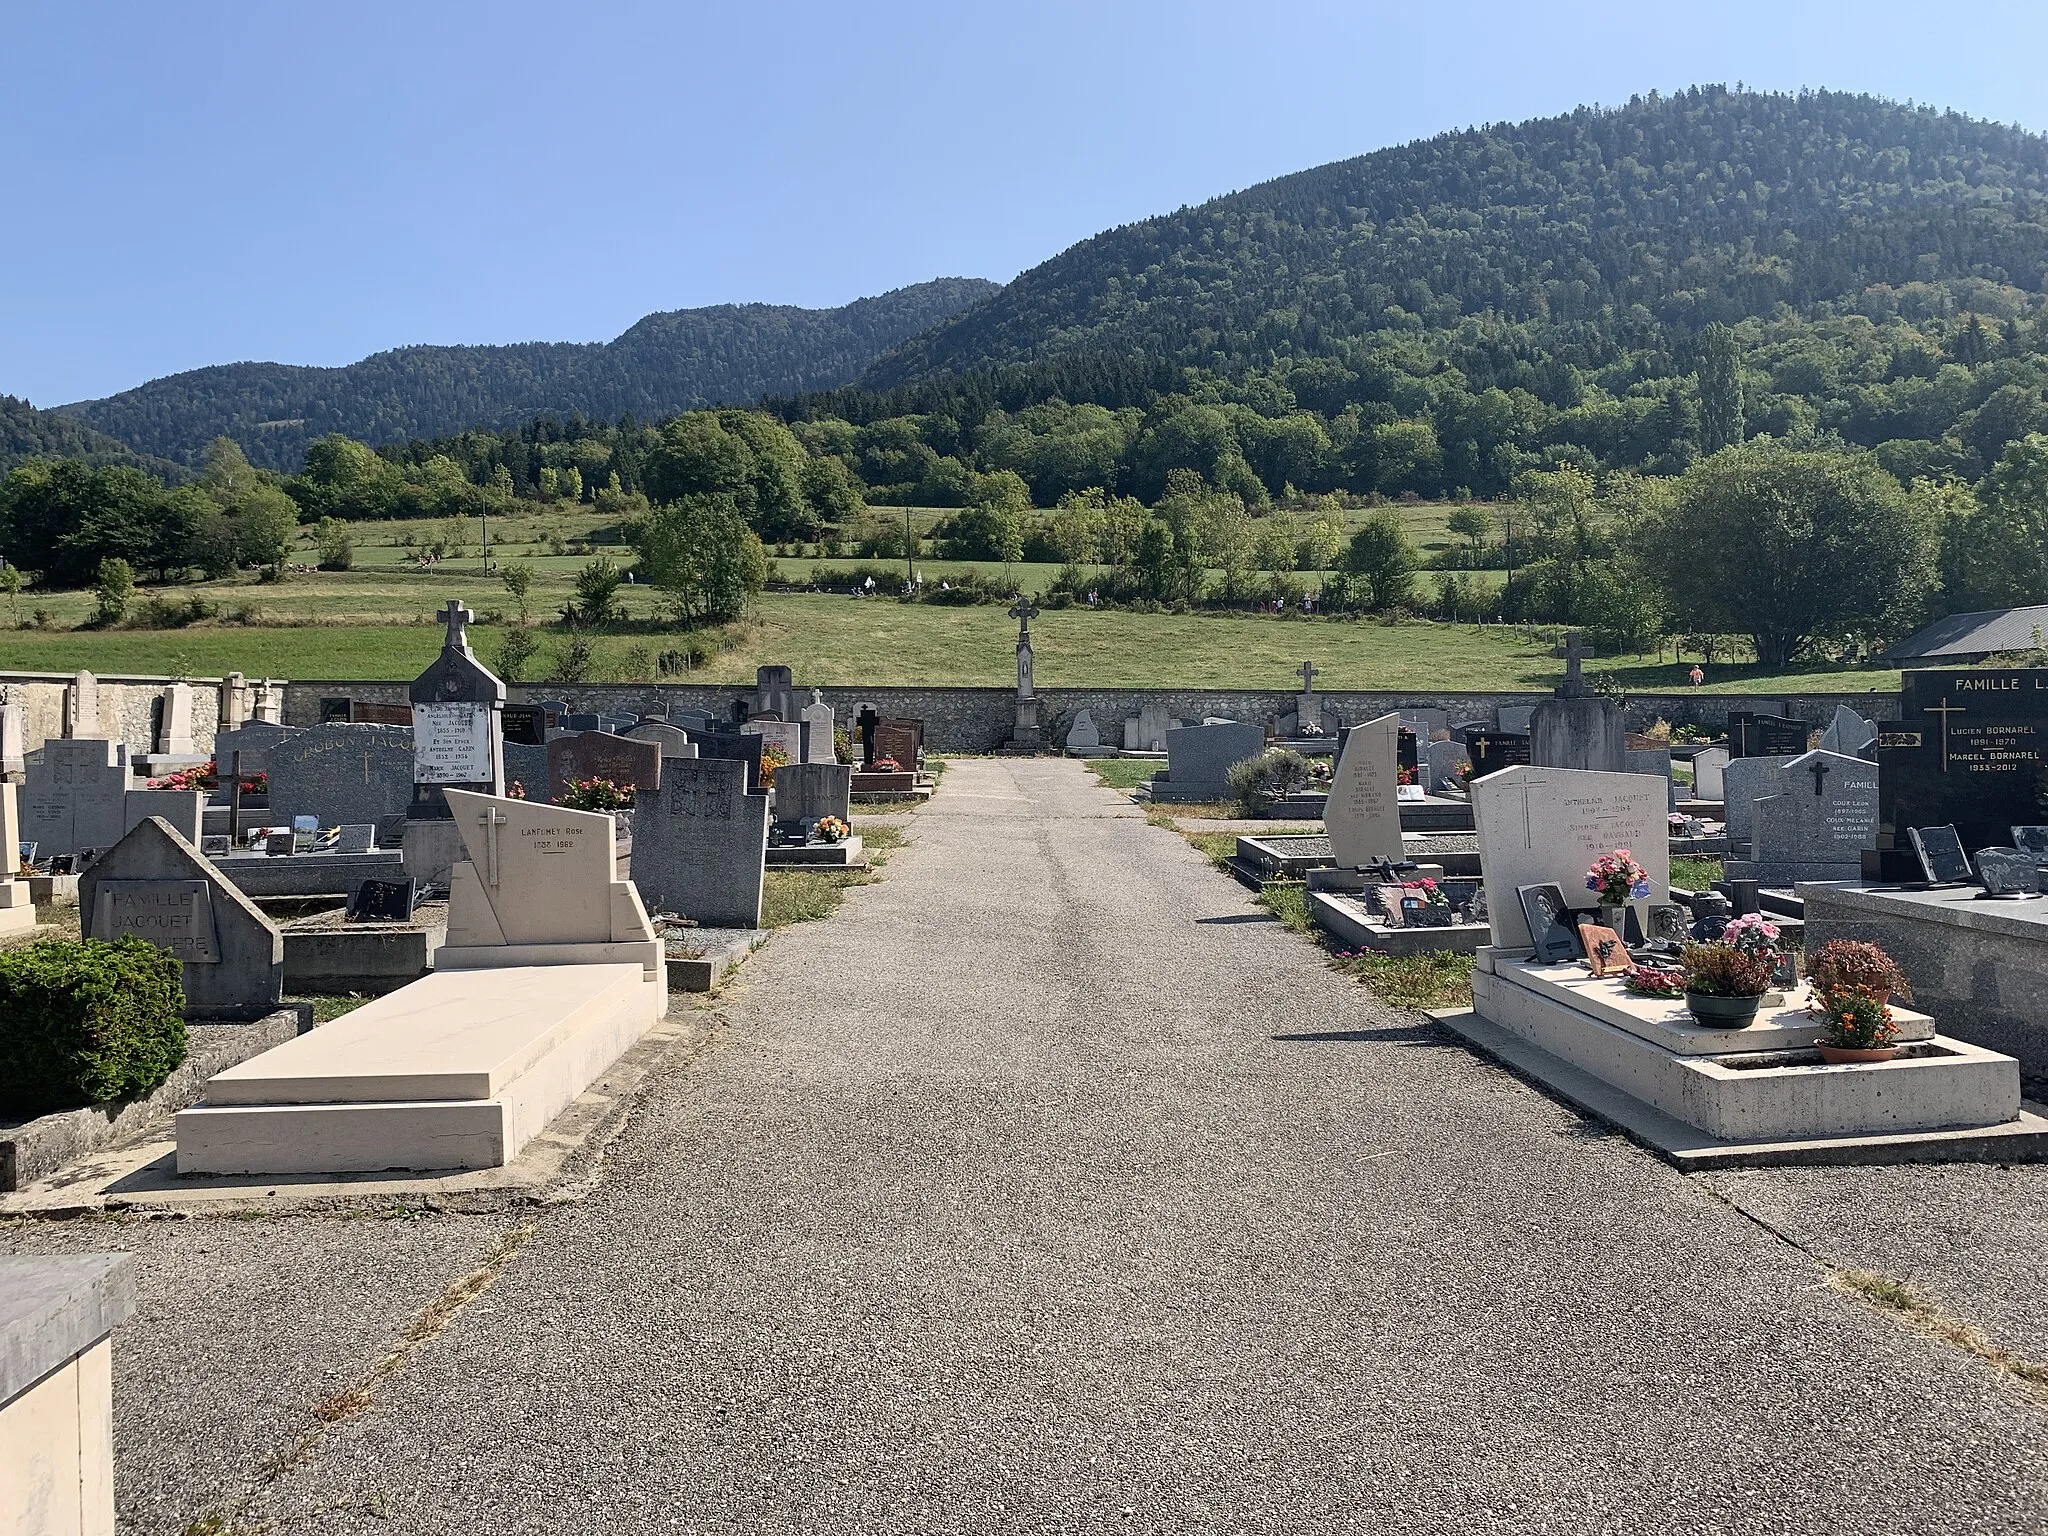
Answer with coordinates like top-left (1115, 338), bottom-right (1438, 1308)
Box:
top-left (1807, 757), bottom-right (1830, 796)
top-left (857, 704), bottom-right (880, 769)
top-left (475, 801), bottom-right (509, 887)
top-left (1553, 632), bottom-right (1589, 699)
top-left (1298, 660), bottom-right (1320, 693)
top-left (1009, 597), bottom-right (1041, 701)
top-left (439, 599), bottom-right (475, 655)
top-left (1926, 697), bottom-right (1966, 770)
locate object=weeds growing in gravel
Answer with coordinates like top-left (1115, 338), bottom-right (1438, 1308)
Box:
top-left (1328, 948), bottom-right (1476, 1010)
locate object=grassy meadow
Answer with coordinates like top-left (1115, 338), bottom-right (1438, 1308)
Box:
top-left (0, 505), bottom-right (1901, 695)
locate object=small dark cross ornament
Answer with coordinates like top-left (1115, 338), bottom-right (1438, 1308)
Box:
top-left (1806, 757), bottom-right (1831, 796)
top-left (439, 599), bottom-right (474, 653)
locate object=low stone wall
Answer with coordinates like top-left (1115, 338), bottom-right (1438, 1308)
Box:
top-left (287, 679), bottom-right (1903, 755)
top-left (0, 670), bottom-right (241, 759)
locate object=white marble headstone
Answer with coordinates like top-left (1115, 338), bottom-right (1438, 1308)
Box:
top-left (801, 690), bottom-right (837, 763)
top-left (1471, 766), bottom-right (1669, 951)
top-left (1691, 746), bottom-right (1730, 802)
top-left (1325, 713), bottom-right (1403, 868)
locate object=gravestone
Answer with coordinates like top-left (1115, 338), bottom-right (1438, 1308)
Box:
top-left (123, 789), bottom-right (206, 845)
top-left (21, 738), bottom-right (128, 855)
top-left (408, 598), bottom-right (505, 823)
top-left (690, 730), bottom-right (766, 792)
top-left (545, 732), bottom-right (662, 805)
top-left (1324, 713), bottom-right (1402, 868)
top-left (265, 726), bottom-right (416, 829)
top-left (1397, 728), bottom-right (1420, 773)
top-left (252, 680), bottom-right (283, 725)
top-left (438, 787), bottom-right (657, 958)
top-left (0, 785), bottom-right (34, 934)
top-left (1719, 755), bottom-right (1786, 849)
top-left (331, 824), bottom-right (376, 853)
top-left (2015, 825), bottom-right (2048, 857)
top-left (1471, 765), bottom-right (1669, 952)
top-left (65, 670), bottom-right (103, 739)
top-left (741, 718), bottom-right (804, 770)
top-left (775, 763), bottom-right (852, 823)
top-left (79, 816), bottom-right (284, 1019)
top-left (1728, 711), bottom-right (1809, 758)
top-left (1136, 701), bottom-right (1172, 752)
top-left (801, 690), bottom-right (837, 763)
top-left (1426, 738), bottom-right (1471, 793)
top-left (213, 723), bottom-right (294, 775)
top-left (1066, 710), bottom-right (1102, 752)
top-left (1155, 721), bottom-right (1266, 801)
top-left (1530, 633), bottom-right (1624, 772)
top-left (156, 683), bottom-right (195, 755)
top-left (1818, 704), bottom-right (1878, 758)
top-left (872, 720), bottom-right (920, 771)
top-left (1909, 824), bottom-right (1973, 885)
top-left (1463, 728), bottom-right (1530, 782)
top-left (1691, 746), bottom-right (1730, 801)
top-left (0, 695), bottom-right (22, 778)
top-left (1496, 704), bottom-right (1534, 734)
top-left (221, 672), bottom-right (252, 728)
top-left (855, 705), bottom-right (880, 769)
top-left (501, 704), bottom-right (547, 747)
top-left (1285, 660), bottom-right (1331, 737)
top-left (623, 720), bottom-right (698, 760)
top-left (631, 755), bottom-right (770, 928)
top-left (1868, 668), bottom-right (2048, 880)
top-left (751, 665), bottom-right (798, 724)
top-left (1728, 750), bottom-right (1878, 885)
top-left (672, 708), bottom-right (715, 734)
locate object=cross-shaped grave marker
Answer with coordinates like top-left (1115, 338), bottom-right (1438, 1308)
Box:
top-left (1297, 660), bottom-right (1320, 692)
top-left (1806, 756), bottom-right (1831, 796)
top-left (439, 599), bottom-right (474, 653)
top-left (475, 801), bottom-right (509, 887)
top-left (1008, 596), bottom-right (1040, 636)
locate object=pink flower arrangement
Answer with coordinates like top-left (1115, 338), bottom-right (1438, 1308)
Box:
top-left (1722, 912), bottom-right (1781, 958)
top-left (1586, 849), bottom-right (1651, 906)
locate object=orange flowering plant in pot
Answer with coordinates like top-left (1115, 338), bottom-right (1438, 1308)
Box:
top-left (1807, 939), bottom-right (1910, 1062)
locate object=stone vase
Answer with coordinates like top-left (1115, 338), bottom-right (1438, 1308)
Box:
top-left (1598, 903), bottom-right (1627, 934)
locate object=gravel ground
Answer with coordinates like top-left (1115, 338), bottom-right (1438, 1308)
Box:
top-left (8, 757), bottom-right (2046, 1534)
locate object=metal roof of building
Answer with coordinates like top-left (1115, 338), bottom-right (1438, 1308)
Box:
top-left (1881, 604), bottom-right (2048, 661)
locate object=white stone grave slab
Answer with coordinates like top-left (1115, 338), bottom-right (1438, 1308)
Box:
top-left (1471, 766), bottom-right (1669, 951)
top-left (1691, 746), bottom-right (1729, 802)
top-left (1325, 713), bottom-right (1402, 868)
top-left (800, 690), bottom-right (837, 763)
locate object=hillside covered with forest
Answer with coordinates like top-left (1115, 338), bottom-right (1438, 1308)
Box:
top-left (52, 278), bottom-right (999, 471)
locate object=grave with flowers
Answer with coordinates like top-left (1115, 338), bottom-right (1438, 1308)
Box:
top-left (1433, 764), bottom-right (2043, 1167)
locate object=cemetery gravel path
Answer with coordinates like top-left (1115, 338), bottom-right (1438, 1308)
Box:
top-left (10, 758), bottom-right (2048, 1534)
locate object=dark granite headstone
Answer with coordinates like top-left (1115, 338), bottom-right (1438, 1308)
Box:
top-left (1397, 728), bottom-right (1419, 773)
top-left (544, 732), bottom-right (662, 805)
top-left (1867, 669), bottom-right (2048, 880)
top-left (1464, 729), bottom-right (1531, 781)
top-left (1728, 712), bottom-right (1809, 758)
top-left (502, 705), bottom-right (547, 746)
top-left (1975, 848), bottom-right (2043, 897)
top-left (2015, 825), bottom-right (2048, 856)
top-left (687, 729), bottom-right (766, 793)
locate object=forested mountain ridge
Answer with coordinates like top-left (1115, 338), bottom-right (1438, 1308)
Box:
top-left (54, 278), bottom-right (999, 472)
top-left (0, 395), bottom-right (186, 482)
top-left (859, 87), bottom-right (2048, 390)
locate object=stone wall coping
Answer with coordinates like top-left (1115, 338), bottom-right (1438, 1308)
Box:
top-left (0, 670), bottom-right (238, 686)
top-left (1798, 882), bottom-right (2048, 942)
top-left (0, 1253), bottom-right (136, 1404)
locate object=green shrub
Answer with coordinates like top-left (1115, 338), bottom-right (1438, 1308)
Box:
top-left (0, 937), bottom-right (187, 1115)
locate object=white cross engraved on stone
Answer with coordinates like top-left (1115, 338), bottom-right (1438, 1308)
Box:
top-left (479, 804), bottom-right (508, 888)
top-left (440, 599), bottom-right (474, 652)
top-left (1298, 660), bottom-right (1320, 692)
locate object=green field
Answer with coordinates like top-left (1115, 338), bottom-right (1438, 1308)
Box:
top-left (0, 585), bottom-right (1903, 695)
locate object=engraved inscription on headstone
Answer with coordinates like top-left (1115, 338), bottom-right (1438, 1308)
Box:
top-left (94, 880), bottom-right (220, 963)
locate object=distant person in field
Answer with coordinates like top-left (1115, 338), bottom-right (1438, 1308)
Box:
top-left (1689, 665), bottom-right (1704, 687)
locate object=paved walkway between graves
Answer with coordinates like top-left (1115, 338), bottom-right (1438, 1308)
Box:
top-left (7, 757), bottom-right (2048, 1533)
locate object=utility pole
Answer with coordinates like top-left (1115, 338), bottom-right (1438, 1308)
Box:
top-left (904, 505), bottom-right (914, 590)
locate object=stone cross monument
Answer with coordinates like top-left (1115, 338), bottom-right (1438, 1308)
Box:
top-left (1530, 630), bottom-right (1623, 772)
top-left (1005, 597), bottom-right (1044, 754)
top-left (408, 598), bottom-right (507, 822)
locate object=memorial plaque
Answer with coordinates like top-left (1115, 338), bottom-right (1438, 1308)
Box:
top-left (1575, 921), bottom-right (1628, 977)
top-left (1974, 848), bottom-right (2043, 898)
top-left (502, 704), bottom-right (547, 747)
top-left (1517, 883), bottom-right (1582, 964)
top-left (1473, 766), bottom-right (1668, 951)
top-left (2015, 825), bottom-right (2048, 856)
top-left (347, 876), bottom-right (419, 922)
top-left (413, 702), bottom-right (495, 784)
top-left (1908, 824), bottom-right (1972, 885)
top-left (94, 880), bottom-right (220, 963)
top-left (1870, 669), bottom-right (2048, 879)
top-left (1325, 713), bottom-right (1402, 868)
top-left (872, 720), bottom-right (920, 770)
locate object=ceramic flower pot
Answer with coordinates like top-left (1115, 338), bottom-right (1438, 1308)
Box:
top-left (1685, 991), bottom-right (1763, 1028)
top-left (1814, 1042), bottom-right (1902, 1064)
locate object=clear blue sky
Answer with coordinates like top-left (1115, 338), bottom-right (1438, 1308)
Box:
top-left (7, 0), bottom-right (2048, 406)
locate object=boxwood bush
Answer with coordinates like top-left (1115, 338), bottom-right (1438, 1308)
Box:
top-left (0, 937), bottom-right (187, 1117)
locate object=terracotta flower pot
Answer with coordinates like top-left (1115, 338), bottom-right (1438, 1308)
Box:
top-left (1814, 1041), bottom-right (1902, 1064)
top-left (1686, 991), bottom-right (1763, 1028)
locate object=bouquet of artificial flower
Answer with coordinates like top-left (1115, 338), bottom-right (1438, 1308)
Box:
top-left (1586, 849), bottom-right (1651, 906)
top-left (1721, 912), bottom-right (1780, 959)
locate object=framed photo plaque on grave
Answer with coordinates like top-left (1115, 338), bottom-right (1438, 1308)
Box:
top-left (1517, 883), bottom-right (1582, 964)
top-left (1908, 824), bottom-right (1973, 885)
